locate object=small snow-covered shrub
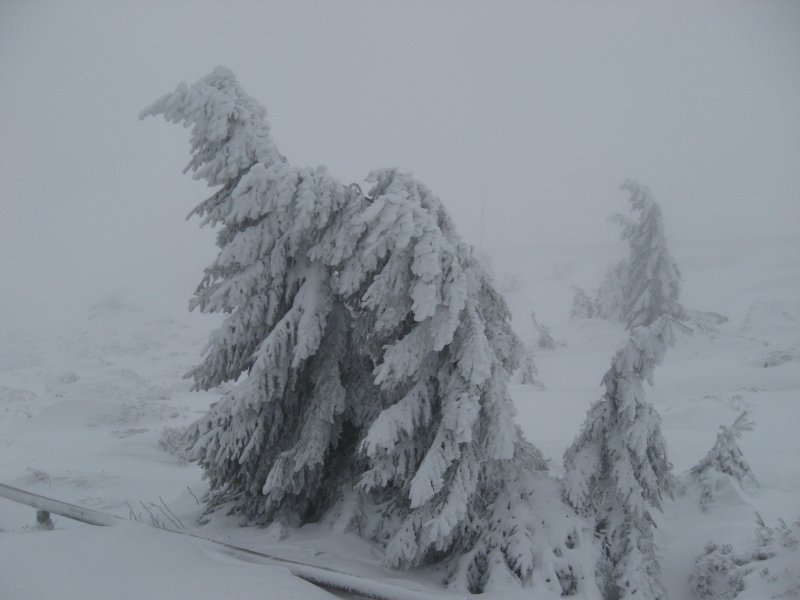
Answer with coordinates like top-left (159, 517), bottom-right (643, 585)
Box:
top-left (759, 345), bottom-right (800, 368)
top-left (159, 427), bottom-right (193, 463)
top-left (681, 309), bottom-right (729, 335)
top-left (691, 542), bottom-right (748, 600)
top-left (0, 385), bottom-right (36, 420)
top-left (689, 412), bottom-right (758, 511)
top-left (45, 371), bottom-right (79, 387)
top-left (0, 385), bottom-right (36, 405)
top-left (690, 516), bottom-right (800, 600)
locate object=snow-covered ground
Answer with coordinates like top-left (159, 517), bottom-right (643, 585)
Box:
top-left (1, 238), bottom-right (798, 599)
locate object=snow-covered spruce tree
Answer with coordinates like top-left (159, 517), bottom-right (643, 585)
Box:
top-left (531, 310), bottom-right (556, 350)
top-left (570, 286), bottom-right (596, 320)
top-left (142, 67), bottom-right (597, 595)
top-left (141, 67), bottom-right (363, 524)
top-left (689, 412), bottom-right (758, 511)
top-left (564, 316), bottom-right (681, 599)
top-left (518, 343), bottom-right (539, 385)
top-left (609, 180), bottom-right (682, 328)
top-left (594, 259), bottom-right (628, 323)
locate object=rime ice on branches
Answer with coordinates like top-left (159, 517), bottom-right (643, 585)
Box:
top-left (564, 316), bottom-right (681, 599)
top-left (142, 67), bottom-right (597, 595)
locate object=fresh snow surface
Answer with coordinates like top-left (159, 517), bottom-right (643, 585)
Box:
top-left (1, 523), bottom-right (335, 600)
top-left (1, 238), bottom-right (798, 599)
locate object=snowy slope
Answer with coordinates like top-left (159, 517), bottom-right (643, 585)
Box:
top-left (1, 238), bottom-right (798, 599)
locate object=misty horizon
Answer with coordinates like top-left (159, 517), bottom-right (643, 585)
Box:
top-left (1, 1), bottom-right (798, 326)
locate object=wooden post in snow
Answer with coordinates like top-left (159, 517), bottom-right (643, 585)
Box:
top-left (36, 510), bottom-right (54, 530)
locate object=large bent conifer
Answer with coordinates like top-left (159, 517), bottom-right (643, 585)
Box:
top-left (142, 67), bottom-right (597, 595)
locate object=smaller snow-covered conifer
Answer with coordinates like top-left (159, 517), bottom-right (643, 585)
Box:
top-left (518, 343), bottom-right (540, 386)
top-left (531, 311), bottom-right (556, 349)
top-left (690, 515), bottom-right (800, 600)
top-left (564, 316), bottom-right (681, 600)
top-left (570, 286), bottom-right (595, 320)
top-left (594, 260), bottom-right (628, 323)
top-left (690, 542), bottom-right (747, 600)
top-left (611, 180), bottom-right (682, 328)
top-left (689, 412), bottom-right (758, 511)
top-left (592, 181), bottom-right (682, 328)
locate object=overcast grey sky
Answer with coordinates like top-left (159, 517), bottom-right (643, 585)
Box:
top-left (1, 1), bottom-right (798, 324)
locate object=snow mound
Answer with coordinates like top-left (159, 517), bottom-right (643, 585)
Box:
top-left (0, 332), bottom-right (44, 372)
top-left (682, 309), bottom-right (729, 335)
top-left (36, 368), bottom-right (178, 429)
top-left (754, 344), bottom-right (800, 369)
top-left (740, 301), bottom-right (800, 334)
top-left (73, 295), bottom-right (193, 359)
top-left (0, 385), bottom-right (36, 406)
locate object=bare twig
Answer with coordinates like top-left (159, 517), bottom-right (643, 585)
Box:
top-left (139, 501), bottom-right (163, 528)
top-left (125, 501), bottom-right (141, 521)
top-left (159, 496), bottom-right (184, 529)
